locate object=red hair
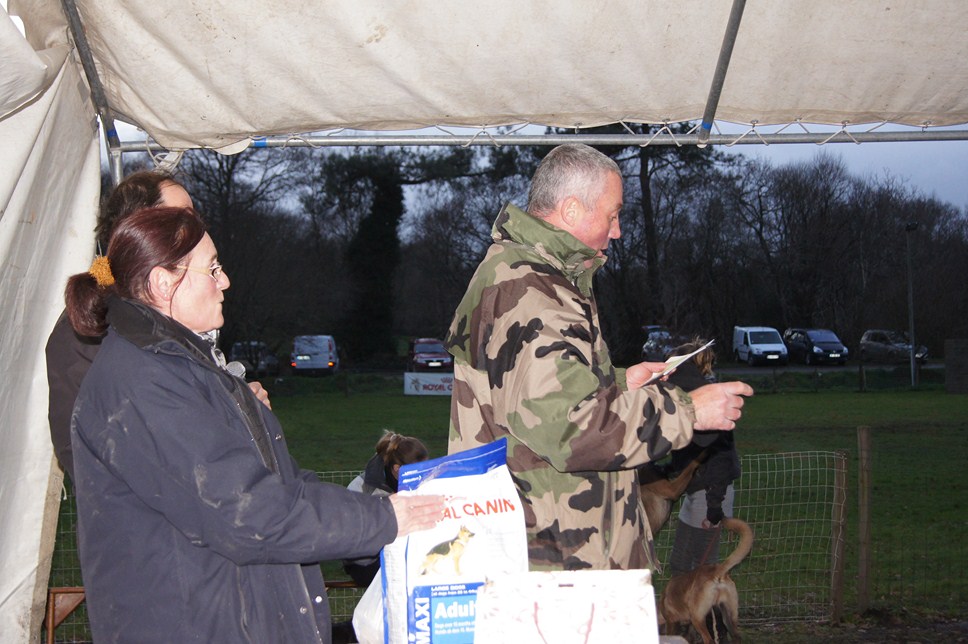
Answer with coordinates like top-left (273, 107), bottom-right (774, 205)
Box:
top-left (66, 207), bottom-right (206, 336)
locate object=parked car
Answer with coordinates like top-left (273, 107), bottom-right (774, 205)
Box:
top-left (783, 328), bottom-right (849, 365)
top-left (290, 334), bottom-right (340, 375)
top-left (859, 329), bottom-right (928, 364)
top-left (732, 326), bottom-right (788, 366)
top-left (641, 325), bottom-right (678, 361)
top-left (228, 340), bottom-right (280, 377)
top-left (407, 337), bottom-right (453, 372)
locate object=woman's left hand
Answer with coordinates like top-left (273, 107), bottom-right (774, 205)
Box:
top-left (388, 493), bottom-right (447, 537)
top-left (247, 382), bottom-right (271, 409)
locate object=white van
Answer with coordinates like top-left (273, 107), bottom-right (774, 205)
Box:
top-left (732, 326), bottom-right (788, 366)
top-left (290, 335), bottom-right (340, 374)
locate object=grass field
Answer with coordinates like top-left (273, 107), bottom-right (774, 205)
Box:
top-left (268, 373), bottom-right (454, 469)
top-left (263, 370), bottom-right (968, 641)
top-left (267, 369), bottom-right (966, 473)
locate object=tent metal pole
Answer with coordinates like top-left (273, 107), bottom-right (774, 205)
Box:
top-left (60, 0), bottom-right (123, 185)
top-left (698, 0), bottom-right (747, 148)
top-left (108, 148), bottom-right (123, 187)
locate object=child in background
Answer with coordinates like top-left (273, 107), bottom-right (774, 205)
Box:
top-left (343, 431), bottom-right (430, 585)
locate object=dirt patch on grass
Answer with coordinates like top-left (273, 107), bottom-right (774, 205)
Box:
top-left (745, 610), bottom-right (968, 643)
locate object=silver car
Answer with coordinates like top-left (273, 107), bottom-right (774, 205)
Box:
top-left (859, 329), bottom-right (928, 364)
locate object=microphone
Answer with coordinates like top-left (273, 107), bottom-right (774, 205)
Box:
top-left (226, 361), bottom-right (247, 380)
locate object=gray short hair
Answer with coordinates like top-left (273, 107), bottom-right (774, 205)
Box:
top-left (527, 144), bottom-right (621, 216)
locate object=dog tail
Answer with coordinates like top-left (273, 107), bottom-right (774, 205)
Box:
top-left (714, 517), bottom-right (754, 578)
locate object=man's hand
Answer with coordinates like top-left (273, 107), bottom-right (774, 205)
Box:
top-left (626, 361), bottom-right (671, 389)
top-left (690, 381), bottom-right (754, 430)
top-left (247, 381), bottom-right (272, 410)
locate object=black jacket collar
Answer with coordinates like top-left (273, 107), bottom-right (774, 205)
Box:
top-left (105, 296), bottom-right (215, 367)
top-left (362, 452), bottom-right (396, 494)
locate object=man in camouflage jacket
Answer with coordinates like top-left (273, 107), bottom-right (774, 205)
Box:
top-left (445, 144), bottom-right (752, 571)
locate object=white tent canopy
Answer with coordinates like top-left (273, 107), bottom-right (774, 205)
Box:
top-left (13, 0), bottom-right (968, 153)
top-left (3, 0), bottom-right (968, 640)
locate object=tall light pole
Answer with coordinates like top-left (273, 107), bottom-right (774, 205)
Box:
top-left (905, 221), bottom-right (920, 387)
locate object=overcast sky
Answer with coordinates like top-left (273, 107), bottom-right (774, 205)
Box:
top-left (728, 137), bottom-right (968, 210)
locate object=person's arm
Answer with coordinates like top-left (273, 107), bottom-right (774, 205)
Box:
top-left (688, 382), bottom-right (753, 431)
top-left (487, 298), bottom-right (696, 473)
top-left (628, 361), bottom-right (753, 432)
top-left (703, 473), bottom-right (729, 526)
top-left (74, 360), bottom-right (398, 565)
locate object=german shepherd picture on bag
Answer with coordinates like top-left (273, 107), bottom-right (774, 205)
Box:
top-left (417, 525), bottom-right (475, 576)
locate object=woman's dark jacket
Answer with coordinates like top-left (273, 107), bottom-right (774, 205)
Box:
top-left (45, 309), bottom-right (101, 481)
top-left (350, 452), bottom-right (397, 496)
top-left (71, 298), bottom-right (397, 644)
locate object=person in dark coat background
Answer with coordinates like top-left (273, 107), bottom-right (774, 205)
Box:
top-left (64, 206), bottom-right (445, 644)
top-left (663, 338), bottom-right (743, 575)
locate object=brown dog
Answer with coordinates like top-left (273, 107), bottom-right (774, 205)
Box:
top-left (659, 517), bottom-right (754, 644)
top-left (639, 452), bottom-right (707, 535)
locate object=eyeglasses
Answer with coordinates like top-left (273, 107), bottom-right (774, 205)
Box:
top-left (175, 261), bottom-right (223, 282)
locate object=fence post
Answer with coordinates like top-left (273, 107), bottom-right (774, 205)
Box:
top-left (857, 426), bottom-right (872, 613)
top-left (858, 362), bottom-right (866, 392)
top-left (830, 450), bottom-right (848, 622)
top-left (35, 460), bottom-right (65, 640)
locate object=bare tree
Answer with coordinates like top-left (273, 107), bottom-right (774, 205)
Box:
top-left (177, 148), bottom-right (319, 357)
top-left (396, 163), bottom-right (524, 337)
top-left (170, 142), bottom-right (968, 366)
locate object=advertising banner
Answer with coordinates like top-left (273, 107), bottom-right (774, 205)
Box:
top-left (404, 372), bottom-right (453, 396)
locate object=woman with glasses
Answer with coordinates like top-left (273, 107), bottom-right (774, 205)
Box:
top-left (45, 170), bottom-right (211, 483)
top-left (64, 206), bottom-right (444, 644)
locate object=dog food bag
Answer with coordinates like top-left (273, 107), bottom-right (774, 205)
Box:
top-left (474, 569), bottom-right (658, 643)
top-left (381, 438), bottom-right (528, 644)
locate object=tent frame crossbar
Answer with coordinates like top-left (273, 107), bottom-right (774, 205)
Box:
top-left (118, 127), bottom-right (968, 155)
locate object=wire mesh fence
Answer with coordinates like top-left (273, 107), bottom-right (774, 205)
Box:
top-left (45, 483), bottom-right (91, 643)
top-left (326, 584), bottom-right (369, 624)
top-left (316, 470), bottom-right (368, 623)
top-left (48, 457), bottom-right (849, 639)
top-left (653, 451), bottom-right (849, 625)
